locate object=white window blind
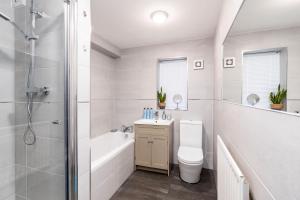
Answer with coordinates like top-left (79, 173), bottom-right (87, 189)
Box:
top-left (242, 52), bottom-right (280, 109)
top-left (158, 58), bottom-right (188, 110)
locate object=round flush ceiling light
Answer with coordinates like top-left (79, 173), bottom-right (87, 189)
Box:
top-left (151, 10), bottom-right (169, 24)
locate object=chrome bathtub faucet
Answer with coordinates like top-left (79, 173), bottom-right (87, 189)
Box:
top-left (121, 125), bottom-right (133, 133)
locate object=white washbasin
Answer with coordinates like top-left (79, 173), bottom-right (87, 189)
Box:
top-left (134, 119), bottom-right (174, 126)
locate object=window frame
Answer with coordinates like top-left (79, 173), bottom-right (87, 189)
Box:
top-left (157, 57), bottom-right (189, 111)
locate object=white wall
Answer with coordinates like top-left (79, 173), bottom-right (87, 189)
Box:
top-left (115, 39), bottom-right (215, 169)
top-left (214, 0), bottom-right (300, 199)
top-left (91, 49), bottom-right (116, 138)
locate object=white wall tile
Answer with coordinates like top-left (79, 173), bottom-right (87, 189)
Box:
top-left (78, 103), bottom-right (90, 139)
top-left (78, 172), bottom-right (90, 200)
top-left (90, 49), bottom-right (116, 137)
top-left (78, 66), bottom-right (91, 102)
top-left (78, 136), bottom-right (90, 177)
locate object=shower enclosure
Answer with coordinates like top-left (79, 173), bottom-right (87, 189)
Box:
top-left (0, 0), bottom-right (77, 200)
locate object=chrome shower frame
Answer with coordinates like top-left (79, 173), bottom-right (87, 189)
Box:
top-left (65, 0), bottom-right (78, 200)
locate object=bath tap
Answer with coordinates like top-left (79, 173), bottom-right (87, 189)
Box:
top-left (121, 125), bottom-right (133, 133)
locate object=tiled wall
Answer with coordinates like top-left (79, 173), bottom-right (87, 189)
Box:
top-left (115, 39), bottom-right (215, 169)
top-left (77, 0), bottom-right (91, 200)
top-left (0, 1), bottom-right (16, 200)
top-left (90, 49), bottom-right (116, 138)
top-left (214, 0), bottom-right (300, 199)
top-left (13, 0), bottom-right (66, 200)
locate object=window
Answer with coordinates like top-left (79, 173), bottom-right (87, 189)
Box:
top-left (158, 58), bottom-right (188, 110)
top-left (242, 51), bottom-right (283, 109)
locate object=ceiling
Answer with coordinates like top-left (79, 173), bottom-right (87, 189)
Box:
top-left (91, 0), bottom-right (222, 49)
top-left (230, 0), bottom-right (300, 35)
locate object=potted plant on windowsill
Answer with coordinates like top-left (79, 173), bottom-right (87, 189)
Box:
top-left (269, 84), bottom-right (287, 110)
top-left (157, 87), bottom-right (166, 109)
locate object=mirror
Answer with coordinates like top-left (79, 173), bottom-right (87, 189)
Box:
top-left (223, 0), bottom-right (300, 115)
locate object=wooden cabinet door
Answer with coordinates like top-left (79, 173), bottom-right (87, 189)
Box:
top-left (135, 134), bottom-right (152, 167)
top-left (151, 136), bottom-right (168, 170)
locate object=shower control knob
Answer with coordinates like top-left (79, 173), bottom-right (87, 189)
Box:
top-left (41, 86), bottom-right (50, 96)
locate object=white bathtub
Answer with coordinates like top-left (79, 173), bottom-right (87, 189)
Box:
top-left (91, 131), bottom-right (135, 200)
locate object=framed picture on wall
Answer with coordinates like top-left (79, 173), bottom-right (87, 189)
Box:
top-left (224, 57), bottom-right (236, 68)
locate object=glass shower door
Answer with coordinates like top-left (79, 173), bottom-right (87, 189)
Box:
top-left (0, 0), bottom-right (69, 199)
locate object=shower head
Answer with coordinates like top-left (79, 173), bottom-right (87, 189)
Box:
top-left (0, 12), bottom-right (11, 21)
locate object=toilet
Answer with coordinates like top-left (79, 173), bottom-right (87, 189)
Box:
top-left (178, 120), bottom-right (203, 183)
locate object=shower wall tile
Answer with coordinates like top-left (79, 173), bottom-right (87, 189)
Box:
top-left (14, 134), bottom-right (26, 166)
top-left (0, 165), bottom-right (15, 200)
top-left (15, 102), bottom-right (64, 126)
top-left (0, 103), bottom-right (15, 127)
top-left (15, 165), bottom-right (27, 198)
top-left (0, 47), bottom-right (15, 102)
top-left (0, 134), bottom-right (15, 168)
top-left (27, 168), bottom-right (65, 200)
top-left (15, 122), bottom-right (64, 141)
top-left (27, 137), bottom-right (65, 175)
top-left (35, 29), bottom-right (65, 62)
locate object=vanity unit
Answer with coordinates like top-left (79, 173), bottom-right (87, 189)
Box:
top-left (134, 119), bottom-right (174, 175)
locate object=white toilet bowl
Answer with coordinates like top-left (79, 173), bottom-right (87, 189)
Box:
top-left (178, 146), bottom-right (203, 183)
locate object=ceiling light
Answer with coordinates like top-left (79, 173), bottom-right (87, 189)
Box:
top-left (151, 10), bottom-right (169, 24)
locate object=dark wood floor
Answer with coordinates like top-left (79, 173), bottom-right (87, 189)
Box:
top-left (111, 167), bottom-right (217, 200)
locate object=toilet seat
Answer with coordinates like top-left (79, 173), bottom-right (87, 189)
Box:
top-left (178, 146), bottom-right (203, 165)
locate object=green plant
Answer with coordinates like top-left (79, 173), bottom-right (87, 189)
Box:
top-left (269, 84), bottom-right (287, 104)
top-left (157, 87), bottom-right (166, 103)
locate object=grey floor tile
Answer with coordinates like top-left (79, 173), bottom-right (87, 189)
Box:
top-left (111, 167), bottom-right (217, 200)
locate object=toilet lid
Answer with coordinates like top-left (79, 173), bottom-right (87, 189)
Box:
top-left (178, 146), bottom-right (203, 165)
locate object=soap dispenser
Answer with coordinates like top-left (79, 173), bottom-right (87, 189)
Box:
top-left (146, 108), bottom-right (150, 119)
top-left (143, 108), bottom-right (147, 119)
top-left (150, 108), bottom-right (153, 119)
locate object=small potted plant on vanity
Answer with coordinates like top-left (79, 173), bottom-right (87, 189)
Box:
top-left (269, 84), bottom-right (287, 110)
top-left (157, 87), bottom-right (167, 109)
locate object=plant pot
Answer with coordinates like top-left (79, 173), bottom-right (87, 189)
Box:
top-left (158, 102), bottom-right (166, 109)
top-left (271, 103), bottom-right (283, 110)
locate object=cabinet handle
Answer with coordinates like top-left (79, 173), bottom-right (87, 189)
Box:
top-left (148, 141), bottom-right (153, 144)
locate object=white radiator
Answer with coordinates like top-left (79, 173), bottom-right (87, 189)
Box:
top-left (217, 135), bottom-right (249, 200)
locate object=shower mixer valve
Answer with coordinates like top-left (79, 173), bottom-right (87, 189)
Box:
top-left (26, 86), bottom-right (50, 97)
